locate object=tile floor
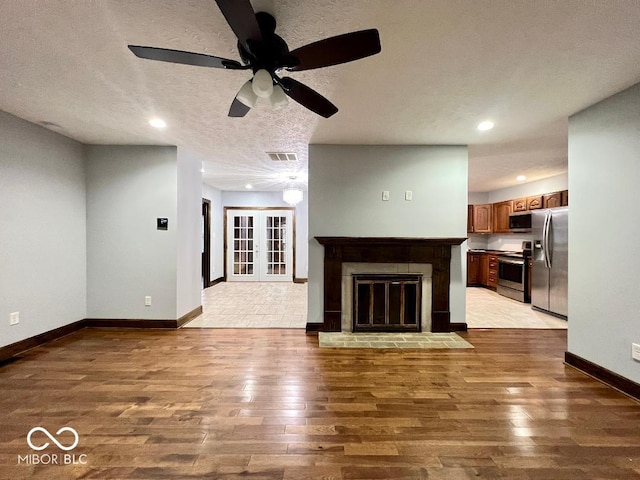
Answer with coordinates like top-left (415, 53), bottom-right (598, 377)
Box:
top-left (466, 286), bottom-right (568, 329)
top-left (183, 282), bottom-right (567, 330)
top-left (183, 281), bottom-right (307, 328)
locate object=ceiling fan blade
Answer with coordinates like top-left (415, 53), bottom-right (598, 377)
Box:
top-left (287, 29), bottom-right (381, 72)
top-left (215, 0), bottom-right (262, 54)
top-left (128, 45), bottom-right (246, 69)
top-left (228, 98), bottom-right (251, 117)
top-left (278, 77), bottom-right (338, 118)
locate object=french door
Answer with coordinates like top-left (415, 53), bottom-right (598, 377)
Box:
top-left (226, 209), bottom-right (293, 282)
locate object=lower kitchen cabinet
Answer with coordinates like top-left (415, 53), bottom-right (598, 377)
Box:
top-left (467, 252), bottom-right (498, 289)
top-left (487, 254), bottom-right (498, 288)
top-left (467, 252), bottom-right (482, 285)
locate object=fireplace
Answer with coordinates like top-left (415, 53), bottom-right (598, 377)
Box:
top-left (315, 237), bottom-right (467, 333)
top-left (352, 274), bottom-right (422, 332)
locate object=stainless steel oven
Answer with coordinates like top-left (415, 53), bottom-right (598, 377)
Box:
top-left (497, 255), bottom-right (526, 302)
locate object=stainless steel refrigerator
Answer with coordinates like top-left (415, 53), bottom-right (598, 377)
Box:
top-left (531, 207), bottom-right (568, 319)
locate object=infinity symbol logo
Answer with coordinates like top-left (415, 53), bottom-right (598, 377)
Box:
top-left (27, 427), bottom-right (79, 451)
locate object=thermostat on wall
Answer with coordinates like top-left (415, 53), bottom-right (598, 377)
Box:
top-left (157, 218), bottom-right (168, 230)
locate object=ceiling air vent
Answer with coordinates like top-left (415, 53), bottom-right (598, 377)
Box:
top-left (267, 152), bottom-right (298, 162)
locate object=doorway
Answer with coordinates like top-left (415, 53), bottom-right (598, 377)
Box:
top-left (202, 198), bottom-right (211, 288)
top-left (225, 207), bottom-right (294, 282)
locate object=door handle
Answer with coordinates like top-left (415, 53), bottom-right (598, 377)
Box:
top-left (543, 213), bottom-right (551, 269)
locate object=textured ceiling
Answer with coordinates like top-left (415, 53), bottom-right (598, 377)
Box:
top-left (1, 1), bottom-right (640, 192)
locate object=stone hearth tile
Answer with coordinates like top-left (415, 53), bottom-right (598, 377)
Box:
top-left (318, 332), bottom-right (473, 349)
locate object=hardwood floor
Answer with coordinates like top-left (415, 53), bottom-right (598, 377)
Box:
top-left (1, 328), bottom-right (639, 479)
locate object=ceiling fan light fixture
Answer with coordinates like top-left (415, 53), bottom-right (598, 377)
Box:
top-left (251, 69), bottom-right (274, 98)
top-left (236, 80), bottom-right (258, 108)
top-left (270, 85), bottom-right (289, 110)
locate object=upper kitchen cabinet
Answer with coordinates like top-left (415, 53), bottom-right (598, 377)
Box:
top-left (561, 190), bottom-right (569, 206)
top-left (492, 200), bottom-right (513, 233)
top-left (468, 204), bottom-right (492, 233)
top-left (527, 195), bottom-right (543, 210)
top-left (513, 198), bottom-right (527, 212)
top-left (543, 192), bottom-right (562, 208)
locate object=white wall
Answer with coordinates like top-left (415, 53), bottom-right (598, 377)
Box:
top-left (568, 82), bottom-right (640, 383)
top-left (0, 111), bottom-right (87, 348)
top-left (202, 183), bottom-right (223, 281)
top-left (85, 146), bottom-right (178, 320)
top-left (176, 149), bottom-right (202, 317)
top-left (221, 190), bottom-right (308, 279)
top-left (307, 144), bottom-right (468, 325)
top-left (487, 173), bottom-right (568, 203)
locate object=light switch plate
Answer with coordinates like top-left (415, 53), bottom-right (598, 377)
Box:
top-left (632, 343), bottom-right (640, 361)
top-left (405, 190), bottom-right (413, 201)
top-left (10, 312), bottom-right (19, 326)
top-left (382, 191), bottom-right (390, 201)
top-left (145, 296), bottom-right (152, 307)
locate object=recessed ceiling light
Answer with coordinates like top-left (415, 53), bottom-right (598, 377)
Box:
top-left (477, 121), bottom-right (494, 131)
top-left (148, 118), bottom-right (166, 129)
top-left (245, 184), bottom-right (253, 189)
top-left (201, 168), bottom-right (205, 173)
top-left (516, 175), bottom-right (526, 181)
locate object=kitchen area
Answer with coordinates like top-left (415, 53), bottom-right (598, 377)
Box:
top-left (466, 184), bottom-right (569, 329)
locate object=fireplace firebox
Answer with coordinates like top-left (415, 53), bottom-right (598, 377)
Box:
top-left (353, 274), bottom-right (422, 332)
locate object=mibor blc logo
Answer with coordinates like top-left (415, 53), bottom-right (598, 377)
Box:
top-left (18, 427), bottom-right (88, 465)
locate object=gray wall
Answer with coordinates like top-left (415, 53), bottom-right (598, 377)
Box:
top-left (176, 149), bottom-right (202, 317)
top-left (568, 82), bottom-right (640, 383)
top-left (85, 145), bottom-right (178, 320)
top-left (307, 144), bottom-right (468, 325)
top-left (221, 190), bottom-right (309, 279)
top-left (202, 183), bottom-right (224, 282)
top-left (0, 111), bottom-right (86, 348)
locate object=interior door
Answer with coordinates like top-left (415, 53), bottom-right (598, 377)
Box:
top-left (201, 199), bottom-right (211, 288)
top-left (226, 209), bottom-right (293, 282)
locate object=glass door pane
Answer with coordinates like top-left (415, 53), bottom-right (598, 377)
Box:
top-left (264, 215), bottom-right (287, 278)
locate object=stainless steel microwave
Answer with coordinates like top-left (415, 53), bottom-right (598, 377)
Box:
top-left (508, 212), bottom-right (532, 231)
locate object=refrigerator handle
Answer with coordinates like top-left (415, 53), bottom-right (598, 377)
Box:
top-left (543, 212), bottom-right (551, 269)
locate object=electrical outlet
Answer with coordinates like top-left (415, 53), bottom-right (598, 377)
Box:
top-left (382, 191), bottom-right (390, 201)
top-left (9, 312), bottom-right (19, 326)
top-left (632, 343), bottom-right (640, 361)
top-left (405, 190), bottom-right (413, 201)
top-left (145, 296), bottom-right (152, 307)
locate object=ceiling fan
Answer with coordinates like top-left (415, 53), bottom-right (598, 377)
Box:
top-left (128, 0), bottom-right (381, 118)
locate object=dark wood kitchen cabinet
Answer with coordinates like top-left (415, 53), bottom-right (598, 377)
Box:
top-left (467, 252), bottom-right (497, 289)
top-left (561, 189), bottom-right (569, 206)
top-left (513, 198), bottom-right (527, 212)
top-left (468, 204), bottom-right (492, 233)
top-left (467, 252), bottom-right (482, 286)
top-left (543, 192), bottom-right (562, 208)
top-left (492, 201), bottom-right (513, 233)
top-left (527, 195), bottom-right (543, 210)
top-left (486, 254), bottom-right (498, 288)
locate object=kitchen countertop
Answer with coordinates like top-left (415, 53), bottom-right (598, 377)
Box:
top-left (468, 249), bottom-right (530, 258)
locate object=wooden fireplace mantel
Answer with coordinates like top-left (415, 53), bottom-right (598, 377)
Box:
top-left (314, 236), bottom-right (467, 333)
